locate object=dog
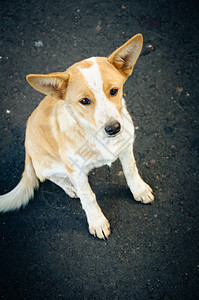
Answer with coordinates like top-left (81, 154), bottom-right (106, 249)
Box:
top-left (0, 34), bottom-right (154, 239)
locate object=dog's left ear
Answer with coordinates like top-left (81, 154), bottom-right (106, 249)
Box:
top-left (26, 72), bottom-right (69, 100)
top-left (107, 34), bottom-right (143, 77)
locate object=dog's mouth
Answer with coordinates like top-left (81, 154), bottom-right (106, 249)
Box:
top-left (106, 131), bottom-right (121, 138)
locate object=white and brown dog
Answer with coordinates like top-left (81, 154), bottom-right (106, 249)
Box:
top-left (0, 34), bottom-right (154, 239)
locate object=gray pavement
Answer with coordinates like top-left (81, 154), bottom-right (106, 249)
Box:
top-left (0, 0), bottom-right (198, 299)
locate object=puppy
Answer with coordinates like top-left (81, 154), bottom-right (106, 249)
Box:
top-left (0, 34), bottom-right (154, 239)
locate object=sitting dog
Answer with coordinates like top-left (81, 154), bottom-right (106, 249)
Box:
top-left (0, 34), bottom-right (154, 239)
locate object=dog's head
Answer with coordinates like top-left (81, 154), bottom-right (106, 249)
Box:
top-left (27, 34), bottom-right (143, 136)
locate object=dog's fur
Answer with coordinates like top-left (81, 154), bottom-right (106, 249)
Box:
top-left (0, 34), bottom-right (154, 239)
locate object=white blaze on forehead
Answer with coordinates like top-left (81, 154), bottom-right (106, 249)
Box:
top-left (78, 57), bottom-right (122, 129)
top-left (78, 57), bottom-right (103, 96)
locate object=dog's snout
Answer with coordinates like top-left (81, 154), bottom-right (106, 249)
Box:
top-left (105, 121), bottom-right (121, 136)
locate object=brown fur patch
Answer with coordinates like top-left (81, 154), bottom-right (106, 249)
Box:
top-left (96, 57), bottom-right (125, 115)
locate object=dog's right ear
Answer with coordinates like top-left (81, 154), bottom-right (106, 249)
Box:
top-left (107, 34), bottom-right (143, 78)
top-left (26, 72), bottom-right (69, 100)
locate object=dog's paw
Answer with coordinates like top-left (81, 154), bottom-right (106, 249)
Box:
top-left (65, 189), bottom-right (78, 198)
top-left (132, 181), bottom-right (154, 204)
top-left (88, 214), bottom-right (110, 240)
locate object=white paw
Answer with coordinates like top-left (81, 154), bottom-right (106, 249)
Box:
top-left (65, 188), bottom-right (78, 198)
top-left (132, 180), bottom-right (154, 204)
top-left (88, 213), bottom-right (110, 239)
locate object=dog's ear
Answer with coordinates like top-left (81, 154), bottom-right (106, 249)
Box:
top-left (107, 34), bottom-right (143, 77)
top-left (26, 72), bottom-right (69, 100)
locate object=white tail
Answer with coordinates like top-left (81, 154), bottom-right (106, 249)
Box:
top-left (0, 154), bottom-right (39, 212)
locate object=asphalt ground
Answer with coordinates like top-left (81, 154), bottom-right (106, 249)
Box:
top-left (0, 0), bottom-right (199, 299)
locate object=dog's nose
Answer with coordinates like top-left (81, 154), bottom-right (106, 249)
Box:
top-left (105, 121), bottom-right (121, 136)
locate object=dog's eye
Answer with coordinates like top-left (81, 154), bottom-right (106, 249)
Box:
top-left (80, 98), bottom-right (91, 105)
top-left (110, 88), bottom-right (118, 96)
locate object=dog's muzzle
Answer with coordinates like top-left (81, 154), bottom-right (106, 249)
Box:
top-left (105, 121), bottom-right (121, 136)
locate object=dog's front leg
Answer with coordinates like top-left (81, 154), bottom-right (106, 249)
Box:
top-left (70, 173), bottom-right (110, 239)
top-left (119, 146), bottom-right (154, 204)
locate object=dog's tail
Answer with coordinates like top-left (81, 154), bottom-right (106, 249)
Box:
top-left (0, 153), bottom-right (39, 213)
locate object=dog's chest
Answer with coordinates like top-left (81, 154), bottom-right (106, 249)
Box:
top-left (68, 126), bottom-right (134, 173)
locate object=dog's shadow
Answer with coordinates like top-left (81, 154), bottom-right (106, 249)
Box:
top-left (37, 178), bottom-right (143, 238)
top-left (39, 179), bottom-right (135, 209)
